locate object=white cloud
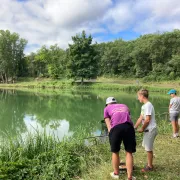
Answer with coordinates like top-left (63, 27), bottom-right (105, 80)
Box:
top-left (104, 0), bottom-right (180, 34)
top-left (44, 0), bottom-right (112, 27)
top-left (0, 0), bottom-right (111, 53)
top-left (22, 115), bottom-right (73, 141)
top-left (133, 0), bottom-right (180, 33)
top-left (149, 0), bottom-right (180, 19)
top-left (0, 0), bottom-right (180, 54)
top-left (103, 2), bottom-right (135, 33)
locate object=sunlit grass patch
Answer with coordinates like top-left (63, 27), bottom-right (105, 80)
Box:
top-left (84, 134), bottom-right (180, 180)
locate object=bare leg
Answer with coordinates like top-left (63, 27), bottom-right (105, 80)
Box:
top-left (147, 151), bottom-right (153, 168)
top-left (175, 120), bottom-right (179, 134)
top-left (126, 152), bottom-right (133, 179)
top-left (171, 121), bottom-right (176, 135)
top-left (112, 152), bottom-right (119, 174)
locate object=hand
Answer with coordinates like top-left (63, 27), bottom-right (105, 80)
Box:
top-left (108, 128), bottom-right (111, 133)
top-left (137, 128), bottom-right (144, 133)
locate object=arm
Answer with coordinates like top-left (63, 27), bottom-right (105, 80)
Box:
top-left (134, 115), bottom-right (143, 129)
top-left (104, 118), bottom-right (111, 133)
top-left (169, 99), bottom-right (173, 112)
top-left (138, 115), bottom-right (151, 133)
top-left (169, 104), bottom-right (172, 112)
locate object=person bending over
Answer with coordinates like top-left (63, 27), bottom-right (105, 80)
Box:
top-left (104, 97), bottom-right (136, 180)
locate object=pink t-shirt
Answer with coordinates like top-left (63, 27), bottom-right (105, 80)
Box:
top-left (104, 104), bottom-right (133, 128)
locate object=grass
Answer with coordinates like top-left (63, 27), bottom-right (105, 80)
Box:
top-left (0, 119), bottom-right (179, 179)
top-left (83, 120), bottom-right (180, 180)
top-left (0, 127), bottom-right (110, 180)
top-left (85, 135), bottom-right (180, 180)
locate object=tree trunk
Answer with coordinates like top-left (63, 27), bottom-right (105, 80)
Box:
top-left (81, 77), bottom-right (84, 85)
top-left (1, 74), bottom-right (4, 83)
top-left (5, 73), bottom-right (8, 83)
top-left (12, 76), bottom-right (14, 83)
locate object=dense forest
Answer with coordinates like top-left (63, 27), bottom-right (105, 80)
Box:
top-left (0, 29), bottom-right (180, 83)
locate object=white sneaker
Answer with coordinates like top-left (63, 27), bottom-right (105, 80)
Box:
top-left (173, 134), bottom-right (179, 138)
top-left (110, 172), bottom-right (119, 179)
top-left (127, 176), bottom-right (136, 180)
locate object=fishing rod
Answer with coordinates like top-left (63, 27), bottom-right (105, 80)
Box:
top-left (84, 120), bottom-right (141, 140)
top-left (84, 135), bottom-right (108, 139)
top-left (84, 120), bottom-right (108, 140)
top-left (85, 111), bottom-right (169, 140)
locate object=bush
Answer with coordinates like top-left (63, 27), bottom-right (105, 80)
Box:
top-left (0, 131), bottom-right (110, 180)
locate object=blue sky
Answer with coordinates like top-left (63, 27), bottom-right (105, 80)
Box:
top-left (1, 0), bottom-right (180, 54)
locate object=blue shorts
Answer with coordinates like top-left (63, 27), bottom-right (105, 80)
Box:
top-left (170, 112), bottom-right (179, 121)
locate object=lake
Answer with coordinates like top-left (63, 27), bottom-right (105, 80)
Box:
top-left (0, 89), bottom-right (170, 140)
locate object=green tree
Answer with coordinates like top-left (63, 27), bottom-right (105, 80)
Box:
top-left (131, 35), bottom-right (154, 77)
top-left (47, 44), bottom-right (66, 79)
top-left (167, 54), bottom-right (180, 78)
top-left (34, 45), bottom-right (49, 77)
top-left (30, 45), bottom-right (66, 79)
top-left (26, 52), bottom-right (37, 77)
top-left (99, 40), bottom-right (135, 77)
top-left (100, 42), bottom-right (120, 75)
top-left (67, 31), bottom-right (98, 84)
top-left (0, 30), bottom-right (27, 83)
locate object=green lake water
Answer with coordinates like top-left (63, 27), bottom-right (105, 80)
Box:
top-left (0, 89), bottom-right (170, 139)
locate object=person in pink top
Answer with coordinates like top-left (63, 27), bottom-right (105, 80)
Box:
top-left (104, 97), bottom-right (136, 180)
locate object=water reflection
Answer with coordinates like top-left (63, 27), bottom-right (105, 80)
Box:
top-left (22, 115), bottom-right (73, 140)
top-left (0, 89), bottom-right (170, 139)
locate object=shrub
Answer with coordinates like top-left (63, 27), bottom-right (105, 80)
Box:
top-left (0, 131), bottom-right (110, 179)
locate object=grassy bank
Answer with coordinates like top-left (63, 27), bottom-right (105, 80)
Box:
top-left (0, 120), bottom-right (179, 179)
top-left (85, 120), bottom-right (180, 180)
top-left (86, 134), bottom-right (180, 180)
top-left (0, 129), bottom-right (110, 180)
top-left (0, 77), bottom-right (180, 93)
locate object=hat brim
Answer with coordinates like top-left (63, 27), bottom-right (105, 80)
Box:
top-left (105, 101), bottom-right (117, 106)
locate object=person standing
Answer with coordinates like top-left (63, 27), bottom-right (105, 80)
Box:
top-left (104, 97), bottom-right (136, 180)
top-left (167, 89), bottom-right (180, 138)
top-left (134, 89), bottom-right (157, 172)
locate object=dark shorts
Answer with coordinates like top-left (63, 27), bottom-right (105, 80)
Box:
top-left (109, 123), bottom-right (136, 153)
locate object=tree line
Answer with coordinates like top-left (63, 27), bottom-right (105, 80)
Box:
top-left (0, 29), bottom-right (180, 83)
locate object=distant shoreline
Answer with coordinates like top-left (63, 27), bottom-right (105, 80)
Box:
top-left (0, 77), bottom-right (179, 93)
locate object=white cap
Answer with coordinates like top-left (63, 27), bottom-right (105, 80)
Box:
top-left (106, 97), bottom-right (117, 105)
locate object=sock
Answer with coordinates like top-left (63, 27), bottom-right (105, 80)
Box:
top-left (114, 172), bottom-right (119, 175)
top-left (173, 133), bottom-right (177, 137)
top-left (175, 133), bottom-right (179, 136)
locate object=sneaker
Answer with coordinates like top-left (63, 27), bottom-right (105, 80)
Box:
top-left (127, 176), bottom-right (136, 180)
top-left (119, 162), bottom-right (126, 171)
top-left (173, 134), bottom-right (179, 138)
top-left (141, 165), bottom-right (153, 172)
top-left (110, 172), bottom-right (119, 179)
top-left (119, 163), bottom-right (135, 170)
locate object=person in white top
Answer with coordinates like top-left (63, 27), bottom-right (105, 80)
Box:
top-left (167, 89), bottom-right (180, 138)
top-left (134, 89), bottom-right (157, 172)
